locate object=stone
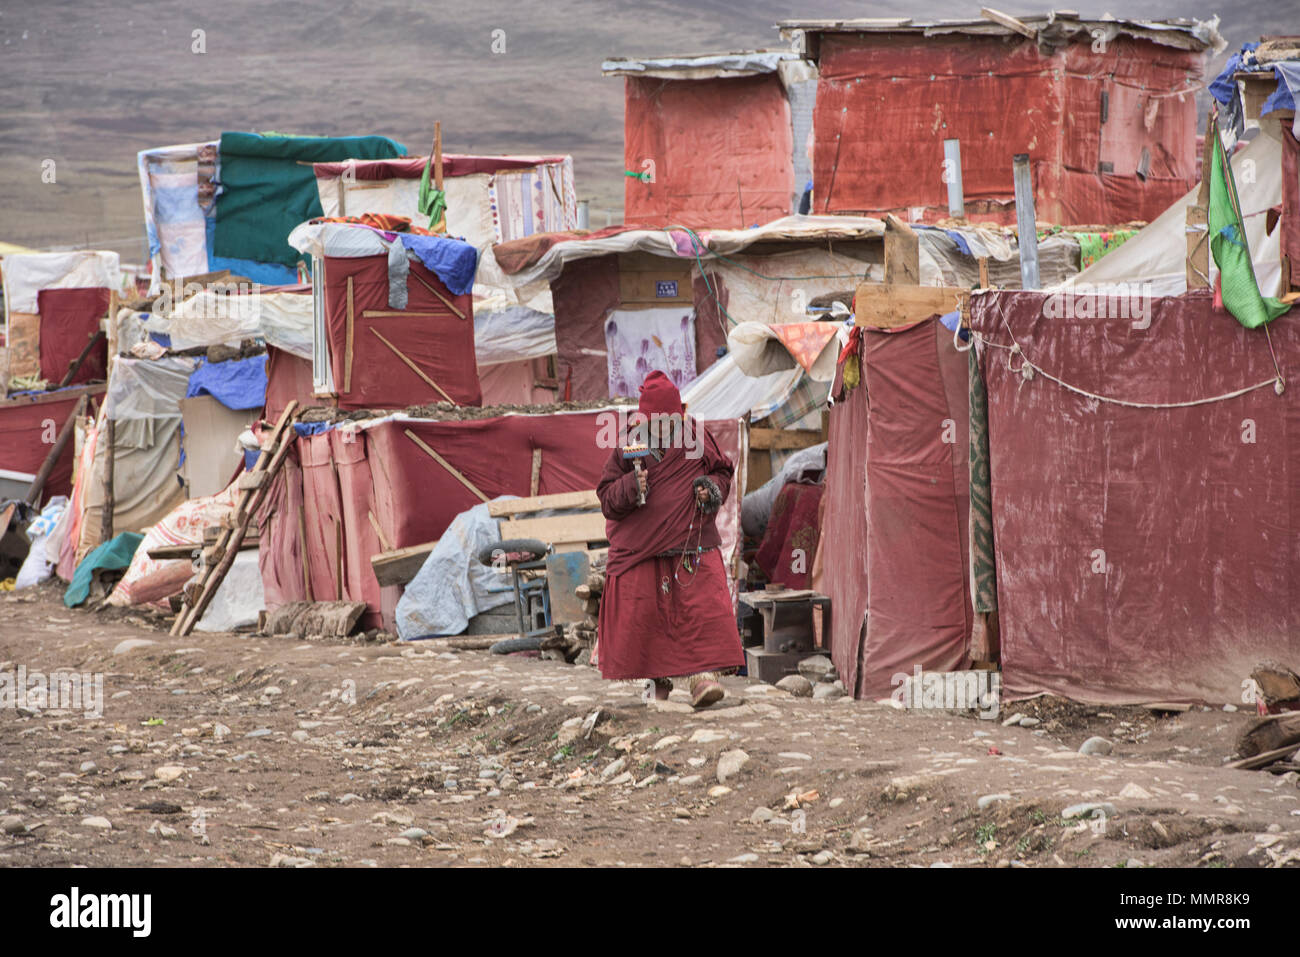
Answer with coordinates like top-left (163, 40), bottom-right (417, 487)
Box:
top-left (1017, 717), bottom-right (1040, 728)
top-left (750, 807), bottom-right (776, 824)
top-left (728, 853), bottom-right (759, 864)
top-left (977, 793), bottom-right (1012, 811)
top-left (678, 775), bottom-right (702, 786)
top-left (813, 683), bottom-right (845, 700)
top-left (112, 638), bottom-right (156, 655)
top-left (777, 752), bottom-right (811, 761)
top-left (653, 735), bottom-right (683, 751)
top-left (154, 766), bottom-right (185, 782)
top-left (828, 797), bottom-right (844, 809)
top-left (1079, 736), bottom-right (1113, 756)
top-left (797, 656), bottom-right (835, 682)
top-left (716, 749), bottom-right (750, 784)
top-left (79, 761), bottom-right (96, 772)
top-left (400, 828), bottom-right (429, 840)
top-left (290, 731), bottom-right (310, 743)
top-left (1061, 802), bottom-right (1118, 821)
top-left (1, 815), bottom-right (26, 835)
top-left (1117, 782), bottom-right (1152, 801)
top-left (81, 816), bottom-right (112, 830)
top-left (708, 785), bottom-right (733, 798)
top-left (270, 853), bottom-right (315, 868)
top-left (1001, 713), bottom-right (1025, 727)
top-left (847, 829), bottom-right (874, 854)
top-left (775, 675), bottom-right (813, 697)
top-left (600, 757), bottom-right (626, 780)
top-left (688, 729), bottom-right (729, 744)
top-left (811, 850), bottom-right (834, 865)
top-left (244, 728), bottom-right (272, 738)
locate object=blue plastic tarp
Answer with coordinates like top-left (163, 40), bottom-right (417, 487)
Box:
top-left (398, 234), bottom-right (479, 297)
top-left (186, 354), bottom-right (268, 410)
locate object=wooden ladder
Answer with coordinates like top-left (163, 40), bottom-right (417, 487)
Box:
top-left (171, 401), bottom-right (300, 636)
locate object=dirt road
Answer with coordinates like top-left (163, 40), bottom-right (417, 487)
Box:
top-left (1, 584), bottom-right (1297, 868)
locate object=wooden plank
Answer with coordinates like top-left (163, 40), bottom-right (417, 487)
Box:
top-left (403, 429), bottom-right (489, 501)
top-left (1185, 205), bottom-right (1210, 290)
top-left (883, 215), bottom-right (920, 286)
top-left (100, 417), bottom-right (115, 542)
top-left (980, 7), bottom-right (1036, 38)
top-left (372, 328), bottom-right (455, 403)
top-left (344, 276), bottom-right (354, 393)
top-left (360, 310), bottom-right (453, 318)
top-left (408, 268), bottom-right (466, 319)
top-left (367, 510), bottom-right (395, 553)
top-left (749, 427), bottom-right (822, 451)
top-left (297, 502), bottom-right (313, 602)
top-left (334, 521), bottom-right (344, 601)
top-left (486, 490), bottom-right (600, 517)
top-left (529, 448), bottom-right (542, 497)
top-left (370, 540), bottom-right (438, 587)
top-left (854, 283), bottom-right (966, 329)
top-left (500, 512), bottom-right (608, 545)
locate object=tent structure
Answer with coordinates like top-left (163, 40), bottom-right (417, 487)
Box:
top-left (288, 222), bottom-right (480, 409)
top-left (968, 288), bottom-right (1300, 704)
top-left (138, 132), bottom-right (406, 291)
top-left (311, 153), bottom-right (575, 405)
top-left (816, 315), bottom-right (973, 698)
top-left (779, 14), bottom-right (1223, 225)
top-left (603, 51), bottom-right (812, 228)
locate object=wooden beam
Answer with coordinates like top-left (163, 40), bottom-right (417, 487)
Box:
top-left (883, 214), bottom-right (920, 286)
top-left (100, 417), bottom-right (115, 542)
top-left (367, 510), bottom-right (395, 552)
top-left (360, 310), bottom-right (452, 318)
top-left (500, 512), bottom-right (608, 545)
top-left (25, 393), bottom-right (86, 506)
top-left (408, 268), bottom-right (467, 319)
top-left (58, 330), bottom-right (105, 388)
top-left (370, 540), bottom-right (438, 587)
top-left (486, 489), bottom-right (600, 517)
top-left (403, 429), bottom-right (489, 502)
top-left (344, 276), bottom-right (355, 393)
top-left (370, 327), bottom-right (455, 403)
top-left (854, 282), bottom-right (966, 329)
top-left (529, 448), bottom-right (542, 497)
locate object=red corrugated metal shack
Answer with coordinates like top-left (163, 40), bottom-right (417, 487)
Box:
top-left (779, 14), bottom-right (1223, 226)
top-left (604, 51), bottom-right (815, 229)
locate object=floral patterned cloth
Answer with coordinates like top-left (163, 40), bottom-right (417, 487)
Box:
top-left (604, 307), bottom-right (697, 398)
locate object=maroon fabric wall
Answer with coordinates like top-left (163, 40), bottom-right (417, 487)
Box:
top-left (822, 318), bottom-right (972, 697)
top-left (37, 287), bottom-right (109, 386)
top-left (0, 388), bottom-right (96, 502)
top-left (970, 289), bottom-right (1300, 704)
top-left (322, 254), bottom-right (479, 409)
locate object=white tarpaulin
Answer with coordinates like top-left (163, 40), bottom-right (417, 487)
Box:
top-left (474, 299), bottom-right (556, 366)
top-left (681, 353), bottom-right (802, 421)
top-left (727, 321), bottom-right (840, 381)
top-left (149, 290), bottom-right (314, 359)
top-left (1053, 131), bottom-right (1284, 297)
top-left (2, 251), bottom-right (122, 314)
top-left (694, 247), bottom-right (875, 326)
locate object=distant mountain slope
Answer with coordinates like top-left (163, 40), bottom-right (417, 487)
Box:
top-left (0, 1), bottom-right (1287, 258)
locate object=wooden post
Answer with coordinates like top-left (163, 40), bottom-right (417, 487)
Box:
top-left (59, 330), bottom-right (106, 388)
top-left (883, 214), bottom-right (920, 286)
top-left (433, 121), bottom-right (443, 193)
top-left (530, 448), bottom-right (542, 496)
top-left (100, 416), bottom-right (115, 542)
top-left (344, 276), bottom-right (355, 393)
top-left (1012, 153), bottom-right (1040, 290)
top-left (1186, 119), bottom-right (1217, 290)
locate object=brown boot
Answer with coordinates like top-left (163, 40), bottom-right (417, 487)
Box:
top-left (688, 672), bottom-right (724, 709)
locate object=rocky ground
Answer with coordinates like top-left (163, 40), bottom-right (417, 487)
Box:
top-left (1, 583), bottom-right (1298, 869)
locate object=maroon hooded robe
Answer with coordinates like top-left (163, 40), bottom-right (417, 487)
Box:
top-left (594, 419), bottom-right (745, 680)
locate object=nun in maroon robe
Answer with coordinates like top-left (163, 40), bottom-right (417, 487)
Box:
top-left (595, 371), bottom-right (745, 709)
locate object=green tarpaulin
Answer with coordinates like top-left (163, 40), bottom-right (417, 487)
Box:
top-left (213, 132), bottom-right (406, 267)
top-left (1208, 121), bottom-right (1291, 329)
top-left (64, 532), bottom-right (144, 607)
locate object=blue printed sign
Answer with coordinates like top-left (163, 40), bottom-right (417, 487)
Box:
top-left (655, 280), bottom-right (678, 298)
